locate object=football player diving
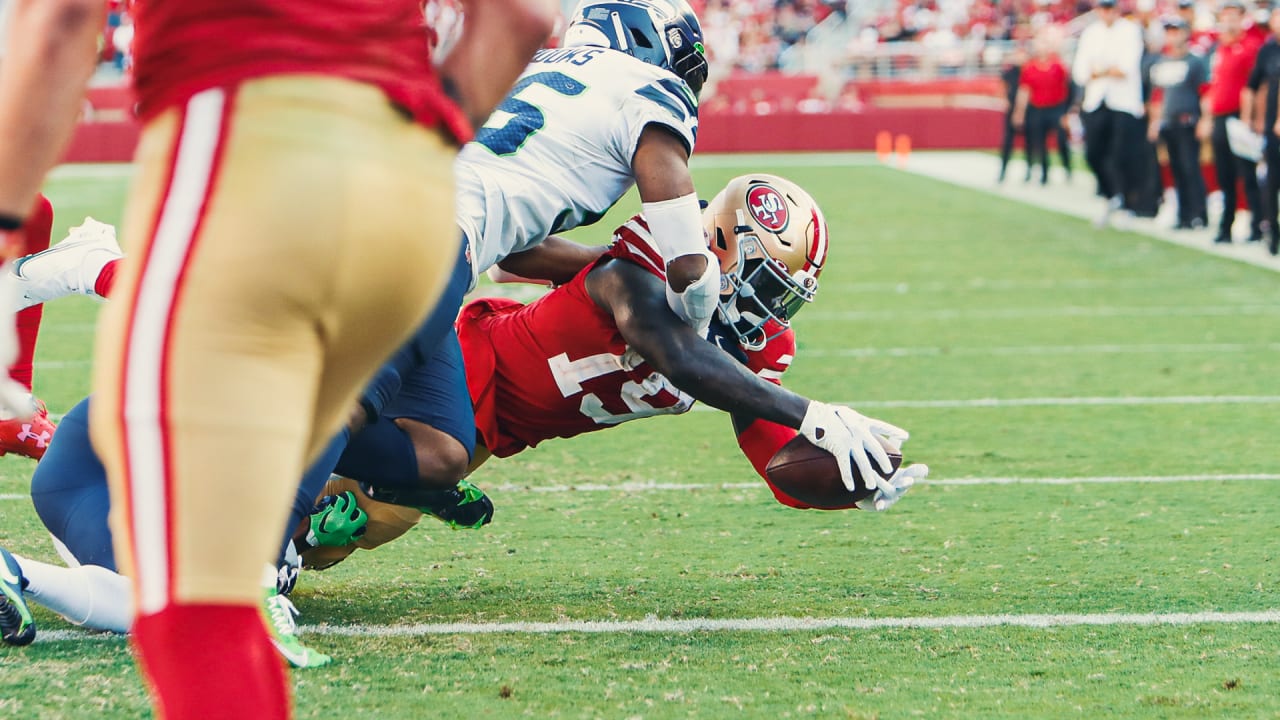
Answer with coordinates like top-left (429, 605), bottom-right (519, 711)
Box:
top-left (0, 174), bottom-right (925, 664)
top-left (302, 173), bottom-right (930, 570)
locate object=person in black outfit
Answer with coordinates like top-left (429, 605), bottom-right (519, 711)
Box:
top-left (1244, 8), bottom-right (1280, 254)
top-left (1055, 84), bottom-right (1077, 180)
top-left (998, 45), bottom-right (1029, 183)
top-left (1148, 18), bottom-right (1209, 229)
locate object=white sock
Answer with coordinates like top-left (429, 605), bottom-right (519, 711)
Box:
top-left (15, 555), bottom-right (133, 633)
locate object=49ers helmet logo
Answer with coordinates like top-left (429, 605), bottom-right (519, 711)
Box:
top-left (746, 184), bottom-right (789, 232)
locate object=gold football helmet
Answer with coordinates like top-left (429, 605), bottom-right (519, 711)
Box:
top-left (703, 174), bottom-right (828, 349)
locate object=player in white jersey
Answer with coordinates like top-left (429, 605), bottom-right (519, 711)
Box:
top-left (459, 40), bottom-right (700, 285)
top-left (323, 0), bottom-right (717, 513)
top-left (464, 0), bottom-right (712, 319)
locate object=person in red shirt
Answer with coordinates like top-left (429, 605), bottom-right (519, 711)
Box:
top-left (1200, 0), bottom-right (1265, 242)
top-left (0, 0), bottom-right (556, 719)
top-left (1013, 35), bottom-right (1072, 184)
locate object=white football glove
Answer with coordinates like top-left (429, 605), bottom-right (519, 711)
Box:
top-left (0, 264), bottom-right (34, 418)
top-left (799, 401), bottom-right (909, 494)
top-left (664, 250), bottom-right (719, 335)
top-left (861, 463), bottom-right (928, 512)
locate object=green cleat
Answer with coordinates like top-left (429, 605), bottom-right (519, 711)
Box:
top-left (306, 491), bottom-right (368, 547)
top-left (439, 479), bottom-right (495, 529)
top-left (263, 587), bottom-right (331, 668)
top-left (0, 548), bottom-right (35, 646)
top-left (359, 478), bottom-right (495, 529)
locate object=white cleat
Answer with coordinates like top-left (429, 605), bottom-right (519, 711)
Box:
top-left (11, 217), bottom-right (122, 310)
top-left (1093, 195), bottom-right (1124, 230)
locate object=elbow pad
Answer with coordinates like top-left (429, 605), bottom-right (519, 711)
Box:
top-left (664, 256), bottom-right (718, 334)
top-left (643, 193), bottom-right (719, 332)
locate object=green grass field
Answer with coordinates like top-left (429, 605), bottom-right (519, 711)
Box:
top-left (0, 156), bottom-right (1277, 719)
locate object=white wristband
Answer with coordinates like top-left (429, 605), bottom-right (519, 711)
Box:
top-left (641, 192), bottom-right (706, 262)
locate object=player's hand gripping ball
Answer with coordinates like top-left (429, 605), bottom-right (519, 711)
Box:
top-left (766, 435), bottom-right (903, 509)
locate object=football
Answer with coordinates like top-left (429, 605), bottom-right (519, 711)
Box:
top-left (765, 435), bottom-right (903, 509)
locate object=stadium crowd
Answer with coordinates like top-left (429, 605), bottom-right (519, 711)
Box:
top-left (89, 0), bottom-right (1280, 251)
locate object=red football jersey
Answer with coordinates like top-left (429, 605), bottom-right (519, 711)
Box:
top-left (130, 0), bottom-right (469, 140)
top-left (459, 217), bottom-right (797, 459)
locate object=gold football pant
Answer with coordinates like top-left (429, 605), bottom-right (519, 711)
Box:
top-left (91, 76), bottom-right (459, 613)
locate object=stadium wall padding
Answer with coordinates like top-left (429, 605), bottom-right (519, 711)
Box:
top-left (65, 85), bottom-right (1010, 162)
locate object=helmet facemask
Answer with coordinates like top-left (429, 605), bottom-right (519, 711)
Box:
top-left (704, 174), bottom-right (829, 351)
top-left (716, 213), bottom-right (820, 351)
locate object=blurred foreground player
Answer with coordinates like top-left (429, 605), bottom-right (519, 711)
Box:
top-left (0, 193), bottom-right (60, 460)
top-left (0, 1), bottom-right (555, 719)
top-left (305, 174), bottom-right (928, 570)
top-left (0, 0), bottom-right (103, 436)
top-left (259, 0), bottom-right (716, 521)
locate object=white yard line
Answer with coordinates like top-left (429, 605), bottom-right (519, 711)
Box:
top-left (32, 360), bottom-right (92, 369)
top-left (488, 474), bottom-right (1280, 492)
top-left (806, 304), bottom-right (1280, 321)
top-left (30, 609), bottom-right (1280, 643)
top-left (2, 473), bottom-right (1275, 504)
top-left (805, 342), bottom-right (1280, 358)
top-left (684, 395), bottom-right (1280, 410)
top-left (40, 343), bottom-right (1273, 367)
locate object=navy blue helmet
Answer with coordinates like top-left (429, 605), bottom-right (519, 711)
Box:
top-left (564, 0), bottom-right (709, 97)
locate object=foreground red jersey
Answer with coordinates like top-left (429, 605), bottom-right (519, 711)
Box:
top-left (459, 217), bottom-right (797, 459)
top-left (130, 0), bottom-right (469, 139)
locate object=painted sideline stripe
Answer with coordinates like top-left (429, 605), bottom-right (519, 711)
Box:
top-left (31, 609), bottom-right (1280, 643)
top-left (3, 474), bottom-right (1275, 504)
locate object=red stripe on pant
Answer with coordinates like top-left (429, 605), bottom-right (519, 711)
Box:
top-left (115, 88), bottom-right (289, 720)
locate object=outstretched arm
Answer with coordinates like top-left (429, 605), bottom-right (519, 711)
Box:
top-left (588, 257), bottom-right (915, 498)
top-left (495, 235), bottom-right (607, 286)
top-left (587, 258), bottom-right (810, 428)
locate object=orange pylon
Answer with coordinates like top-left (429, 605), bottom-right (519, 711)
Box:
top-left (875, 131), bottom-right (892, 163)
top-left (895, 134), bottom-right (911, 167)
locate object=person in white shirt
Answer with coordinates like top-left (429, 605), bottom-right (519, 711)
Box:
top-left (1072, 0), bottom-right (1147, 226)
